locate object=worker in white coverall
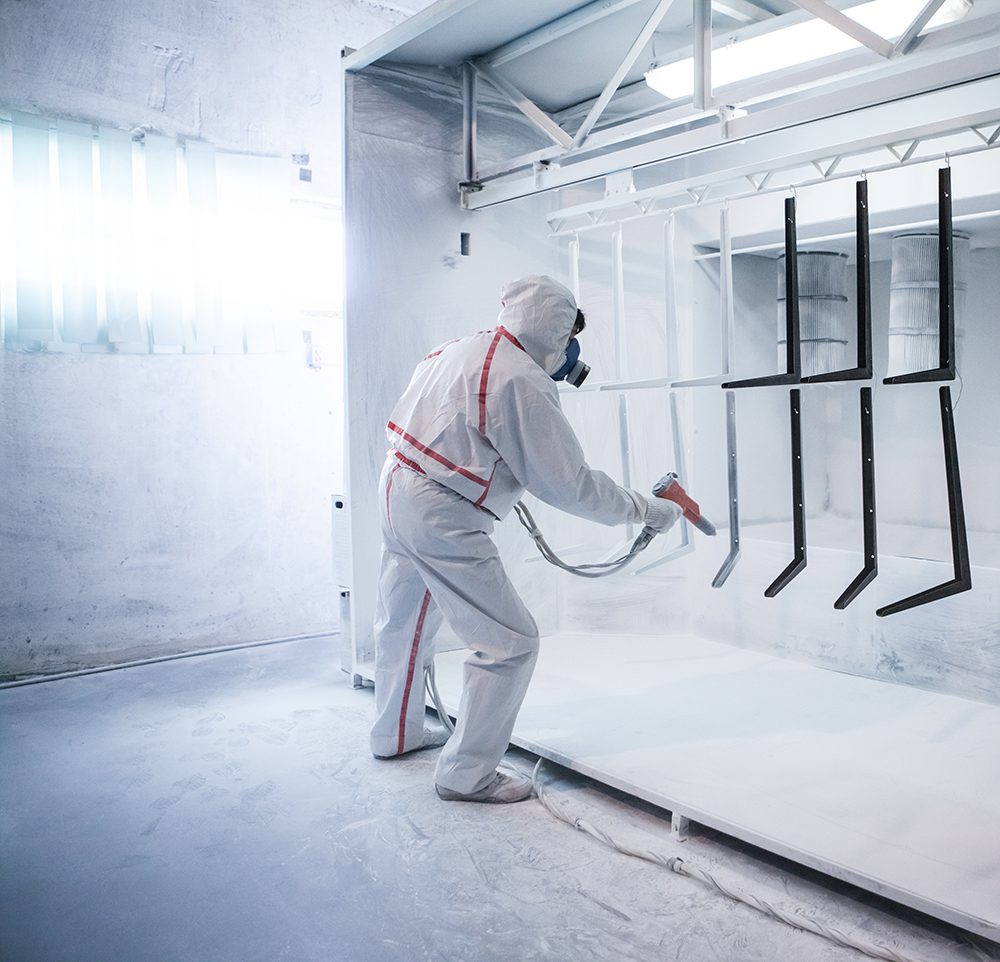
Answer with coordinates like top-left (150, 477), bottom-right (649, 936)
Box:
top-left (369, 275), bottom-right (681, 803)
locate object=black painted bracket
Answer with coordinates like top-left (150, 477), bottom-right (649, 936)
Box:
top-left (834, 387), bottom-right (878, 608)
top-left (802, 180), bottom-right (873, 383)
top-left (876, 386), bottom-right (972, 616)
top-left (765, 389), bottom-right (806, 597)
top-left (723, 196), bottom-right (801, 389)
top-left (883, 166), bottom-right (956, 385)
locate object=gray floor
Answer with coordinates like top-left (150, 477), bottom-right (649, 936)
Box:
top-left (1, 636), bottom-right (995, 962)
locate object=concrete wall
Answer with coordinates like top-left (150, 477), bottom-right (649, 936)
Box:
top-left (0, 0), bottom-right (431, 677)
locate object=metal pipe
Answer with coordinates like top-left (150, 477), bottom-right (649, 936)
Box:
top-left (462, 61), bottom-right (478, 184)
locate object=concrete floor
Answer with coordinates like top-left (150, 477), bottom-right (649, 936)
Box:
top-left (1, 636), bottom-right (995, 962)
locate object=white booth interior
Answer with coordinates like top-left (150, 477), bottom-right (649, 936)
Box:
top-left (342, 6), bottom-right (1000, 940)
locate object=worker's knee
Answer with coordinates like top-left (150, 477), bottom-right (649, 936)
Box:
top-left (469, 627), bottom-right (538, 665)
top-left (507, 630), bottom-right (540, 663)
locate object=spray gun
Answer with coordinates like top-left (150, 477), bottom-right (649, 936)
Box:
top-left (515, 472), bottom-right (715, 578)
top-left (651, 472), bottom-right (717, 536)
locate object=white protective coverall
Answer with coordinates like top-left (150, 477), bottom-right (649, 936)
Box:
top-left (370, 274), bottom-right (661, 795)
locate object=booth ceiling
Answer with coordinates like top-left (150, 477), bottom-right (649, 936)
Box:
top-left (344, 0), bottom-right (1000, 207)
top-left (347, 0), bottom-right (812, 112)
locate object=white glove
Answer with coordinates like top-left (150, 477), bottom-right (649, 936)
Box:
top-left (643, 496), bottom-right (682, 533)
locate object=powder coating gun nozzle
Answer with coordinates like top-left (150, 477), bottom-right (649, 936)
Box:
top-left (652, 472), bottom-right (717, 536)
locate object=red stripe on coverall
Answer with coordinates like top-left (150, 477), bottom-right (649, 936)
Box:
top-left (398, 589), bottom-right (433, 754)
top-left (424, 337), bottom-right (462, 360)
top-left (473, 459), bottom-right (501, 508)
top-left (387, 421), bottom-right (489, 486)
top-left (477, 326), bottom-right (525, 436)
top-left (392, 450), bottom-right (425, 474)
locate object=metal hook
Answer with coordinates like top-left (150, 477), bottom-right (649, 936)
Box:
top-left (944, 151), bottom-right (951, 167)
top-left (860, 168), bottom-right (867, 182)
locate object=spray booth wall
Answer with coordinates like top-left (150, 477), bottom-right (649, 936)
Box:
top-left (0, 0), bottom-right (421, 677)
top-left (346, 72), bottom-right (999, 704)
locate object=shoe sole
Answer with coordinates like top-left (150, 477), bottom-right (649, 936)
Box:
top-left (373, 736), bottom-right (449, 760)
top-left (434, 785), bottom-right (534, 804)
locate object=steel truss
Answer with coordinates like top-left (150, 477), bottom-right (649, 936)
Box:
top-left (450, 1), bottom-right (999, 207)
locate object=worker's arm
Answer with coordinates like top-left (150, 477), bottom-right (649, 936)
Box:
top-left (489, 372), bottom-right (646, 526)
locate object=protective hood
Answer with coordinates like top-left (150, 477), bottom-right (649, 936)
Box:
top-left (496, 275), bottom-right (578, 377)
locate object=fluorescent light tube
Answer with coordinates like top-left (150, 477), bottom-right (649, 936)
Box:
top-left (645, 0), bottom-right (972, 100)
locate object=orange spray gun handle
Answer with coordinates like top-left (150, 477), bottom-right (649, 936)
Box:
top-left (652, 472), bottom-right (717, 536)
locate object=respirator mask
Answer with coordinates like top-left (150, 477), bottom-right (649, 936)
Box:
top-left (551, 309), bottom-right (590, 387)
top-left (551, 338), bottom-right (590, 387)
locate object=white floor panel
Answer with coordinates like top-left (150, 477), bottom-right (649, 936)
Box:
top-left (431, 632), bottom-right (1000, 940)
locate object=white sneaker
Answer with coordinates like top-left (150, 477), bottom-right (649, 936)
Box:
top-left (435, 770), bottom-right (534, 804)
top-left (373, 727), bottom-right (450, 760)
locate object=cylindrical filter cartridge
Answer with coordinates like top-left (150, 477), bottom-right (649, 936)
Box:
top-left (777, 251), bottom-right (850, 377)
top-left (886, 231), bottom-right (969, 377)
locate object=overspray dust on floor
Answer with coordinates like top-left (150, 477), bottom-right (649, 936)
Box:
top-left (1, 635), bottom-right (996, 962)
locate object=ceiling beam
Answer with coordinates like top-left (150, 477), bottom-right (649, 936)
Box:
top-left (464, 66), bottom-right (999, 208)
top-left (787, 0), bottom-right (894, 58)
top-left (892, 0), bottom-right (947, 56)
top-left (712, 0), bottom-right (773, 24)
top-left (485, 0), bottom-right (646, 68)
top-left (571, 0), bottom-right (681, 147)
top-left (469, 59), bottom-right (574, 149)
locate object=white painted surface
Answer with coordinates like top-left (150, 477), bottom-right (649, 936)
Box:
top-left (0, 351), bottom-right (340, 674)
top-left (431, 632), bottom-right (1000, 940)
top-left (0, 0), bottom-right (436, 675)
top-left (5, 636), bottom-right (983, 962)
top-left (0, 0), bottom-right (431, 199)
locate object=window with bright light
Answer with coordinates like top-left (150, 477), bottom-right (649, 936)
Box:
top-left (0, 110), bottom-right (341, 354)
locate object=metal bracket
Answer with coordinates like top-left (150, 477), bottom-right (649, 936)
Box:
top-left (673, 206), bottom-right (736, 388)
top-left (876, 386), bottom-right (972, 616)
top-left (834, 387), bottom-right (878, 608)
top-left (723, 196), bottom-right (802, 389)
top-left (802, 179), bottom-right (874, 383)
top-left (671, 812), bottom-right (691, 841)
top-left (765, 389), bottom-right (807, 597)
top-left (635, 392), bottom-right (695, 574)
top-left (883, 166), bottom-right (956, 384)
top-left (712, 391), bottom-right (741, 587)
